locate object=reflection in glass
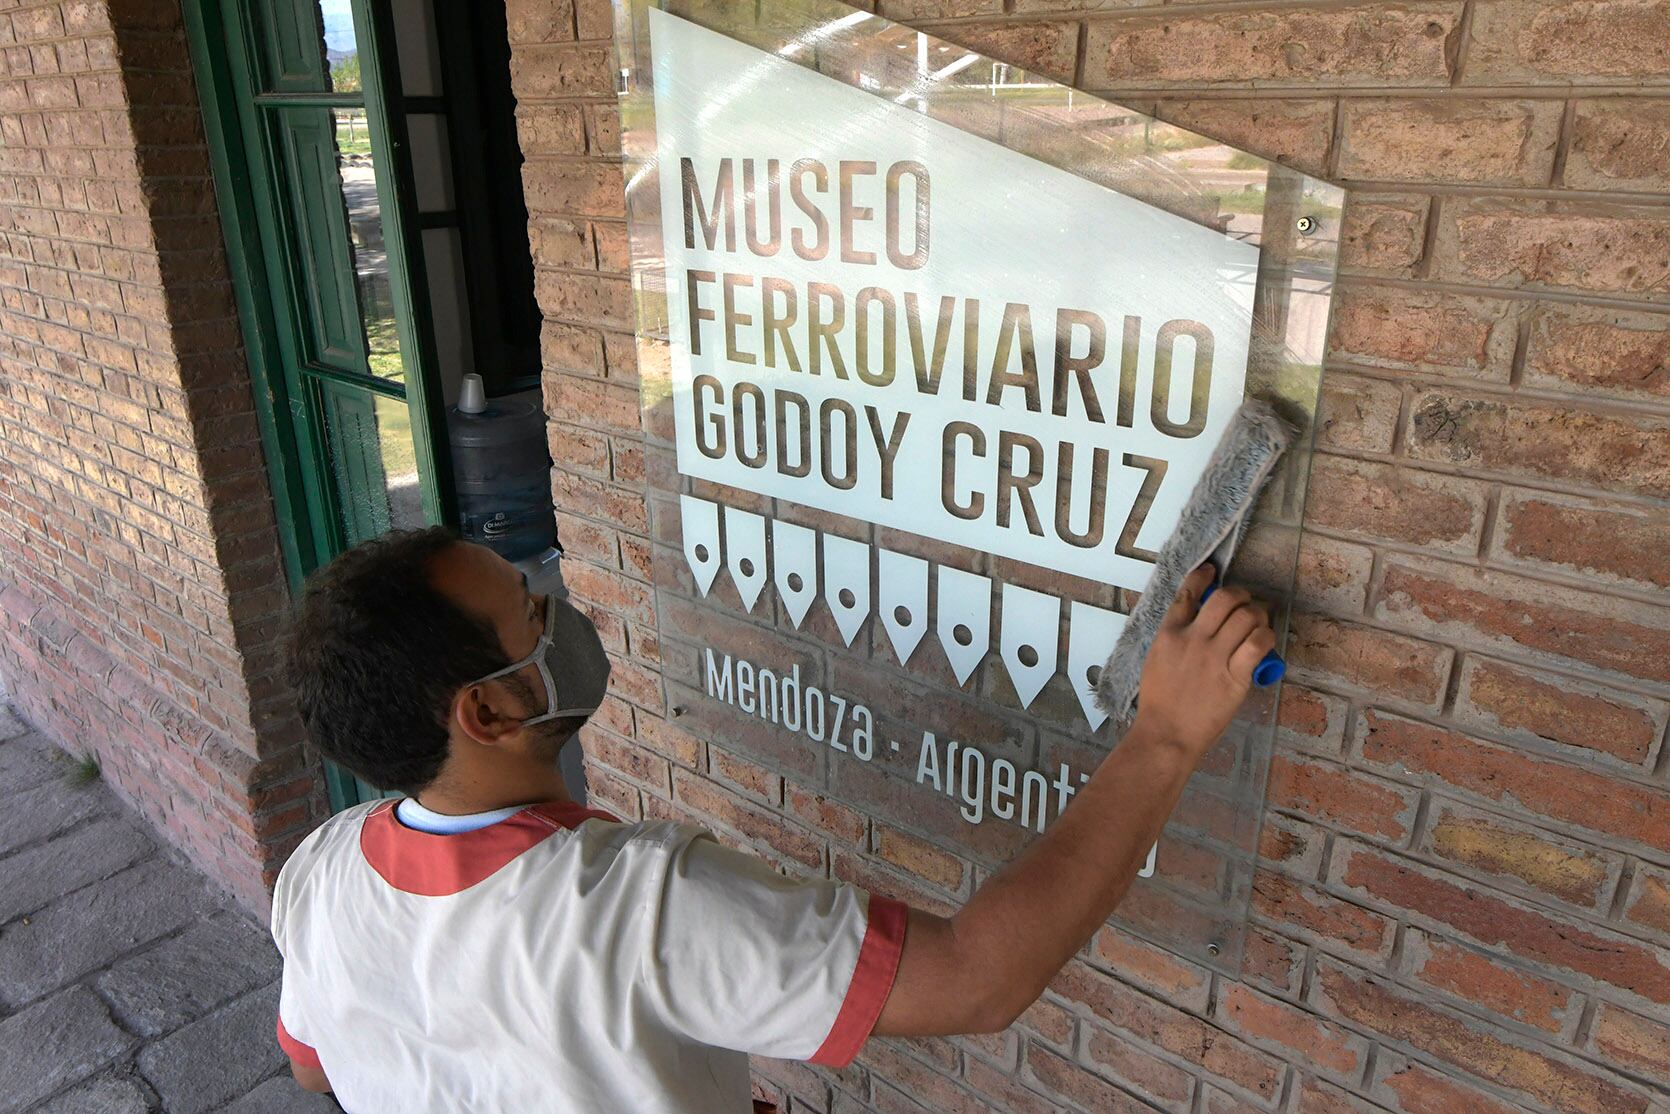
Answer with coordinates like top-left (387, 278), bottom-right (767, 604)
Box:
top-left (332, 108), bottom-right (404, 382)
top-left (319, 0), bottom-right (361, 91)
top-left (321, 384), bottom-right (425, 545)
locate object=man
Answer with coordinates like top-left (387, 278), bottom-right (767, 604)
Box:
top-left (277, 526), bottom-right (1275, 1112)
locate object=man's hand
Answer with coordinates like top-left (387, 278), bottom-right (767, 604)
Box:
top-left (873, 567), bottom-right (1278, 1041)
top-left (1132, 564), bottom-right (1277, 755)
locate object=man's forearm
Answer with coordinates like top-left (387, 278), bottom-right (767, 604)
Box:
top-left (947, 719), bottom-right (1196, 1027)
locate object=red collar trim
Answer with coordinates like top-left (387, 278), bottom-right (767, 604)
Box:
top-left (359, 800), bottom-right (620, 896)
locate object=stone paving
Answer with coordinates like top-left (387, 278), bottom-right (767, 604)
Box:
top-left (0, 701), bottom-right (338, 1113)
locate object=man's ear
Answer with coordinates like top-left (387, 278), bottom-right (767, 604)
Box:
top-left (451, 682), bottom-right (524, 749)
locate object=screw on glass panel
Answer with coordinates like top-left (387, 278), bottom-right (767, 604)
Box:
top-left (671, 705), bottom-right (687, 718)
top-left (1207, 941), bottom-right (1221, 957)
top-left (1295, 215), bottom-right (1318, 235)
top-left (616, 68), bottom-right (630, 93)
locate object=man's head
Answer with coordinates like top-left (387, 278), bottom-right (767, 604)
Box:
top-left (283, 528), bottom-right (607, 795)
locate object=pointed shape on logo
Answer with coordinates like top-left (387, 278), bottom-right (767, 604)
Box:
top-left (772, 521), bottom-right (818, 628)
top-left (935, 566), bottom-right (991, 687)
top-left (1000, 585), bottom-right (1060, 709)
top-left (1068, 601), bottom-right (1127, 730)
top-left (723, 508), bottom-right (767, 612)
top-left (822, 534), bottom-right (870, 647)
top-left (679, 495), bottom-right (722, 597)
top-left (877, 549), bottom-right (929, 666)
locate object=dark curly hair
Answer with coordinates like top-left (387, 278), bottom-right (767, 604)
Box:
top-left (283, 527), bottom-right (518, 793)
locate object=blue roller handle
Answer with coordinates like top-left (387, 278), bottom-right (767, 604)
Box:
top-left (1199, 578), bottom-right (1286, 688)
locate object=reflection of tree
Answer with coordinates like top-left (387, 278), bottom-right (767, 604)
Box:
top-left (330, 53), bottom-right (361, 92)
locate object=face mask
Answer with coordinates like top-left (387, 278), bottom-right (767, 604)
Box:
top-left (470, 595), bottom-right (611, 727)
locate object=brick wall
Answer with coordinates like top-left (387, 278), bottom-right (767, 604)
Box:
top-left (519, 1), bottom-right (1670, 1112)
top-left (0, 0), bottom-right (323, 914)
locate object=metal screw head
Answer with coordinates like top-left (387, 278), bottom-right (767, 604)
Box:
top-left (671, 705), bottom-right (687, 718)
top-left (1207, 941), bottom-right (1222, 957)
top-left (1295, 215), bottom-right (1318, 235)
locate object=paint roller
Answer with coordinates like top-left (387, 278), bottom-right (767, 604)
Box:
top-left (1094, 398), bottom-right (1295, 726)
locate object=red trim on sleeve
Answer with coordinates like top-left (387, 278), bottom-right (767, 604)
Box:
top-left (276, 1015), bottom-right (322, 1070)
top-left (809, 895), bottom-right (908, 1067)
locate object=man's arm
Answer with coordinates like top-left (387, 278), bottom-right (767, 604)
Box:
top-left (289, 1060), bottom-right (333, 1094)
top-left (874, 565), bottom-right (1275, 1035)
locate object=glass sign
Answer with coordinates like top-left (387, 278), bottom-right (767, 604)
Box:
top-left (613, 0), bottom-right (1343, 970)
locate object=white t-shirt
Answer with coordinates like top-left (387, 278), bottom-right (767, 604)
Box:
top-left (272, 798), bottom-right (907, 1113)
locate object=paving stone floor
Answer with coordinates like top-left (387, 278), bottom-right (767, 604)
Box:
top-left (0, 700), bottom-right (338, 1113)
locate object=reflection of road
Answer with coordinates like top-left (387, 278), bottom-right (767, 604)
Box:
top-left (339, 160), bottom-right (388, 291)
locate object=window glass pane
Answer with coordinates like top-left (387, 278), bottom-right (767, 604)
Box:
top-left (319, 383), bottom-right (425, 544)
top-left (335, 108), bottom-right (405, 382)
top-left (407, 113), bottom-right (455, 212)
top-left (270, 106), bottom-right (405, 383)
top-left (389, 0), bottom-right (443, 97)
top-left (254, 0), bottom-right (361, 94)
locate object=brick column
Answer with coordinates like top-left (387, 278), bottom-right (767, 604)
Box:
top-left (0, 0), bottom-right (323, 914)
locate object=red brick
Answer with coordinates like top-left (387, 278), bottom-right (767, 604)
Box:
top-left (1153, 99), bottom-right (1336, 177)
top-left (1292, 535), bottom-right (1374, 616)
top-left (1089, 924), bottom-right (1212, 1014)
top-left (784, 782), bottom-right (866, 846)
top-left (1492, 488), bottom-right (1670, 595)
top-left (522, 157), bottom-right (626, 219)
top-left (1221, 983), bottom-right (1368, 1084)
top-left (1315, 373), bottom-right (1401, 454)
top-left (1056, 962), bottom-right (1283, 1106)
top-left (1454, 655), bottom-right (1665, 767)
top-left (1339, 194), bottom-right (1429, 277)
top-left (1081, 1022), bottom-right (1198, 1110)
top-left (1327, 285), bottom-right (1518, 380)
top-left (1432, 199), bottom-right (1670, 296)
top-left (872, 823), bottom-right (966, 894)
top-left (1082, 5), bottom-right (1462, 88)
top-left (1341, 98), bottom-right (1561, 185)
top-left (1375, 556), bottom-right (1670, 684)
top-left (930, 21), bottom-right (1077, 84)
top-left (1622, 864), bottom-right (1670, 941)
top-left (1590, 1004), bottom-right (1670, 1086)
top-left (1402, 928), bottom-right (1580, 1035)
top-left (1274, 685), bottom-right (1349, 755)
top-left (881, 0), bottom-right (1001, 17)
top-left (856, 1041), bottom-right (984, 1114)
top-left (1267, 752), bottom-right (1419, 843)
top-left (1357, 710), bottom-right (1670, 852)
top-left (505, 0), bottom-right (575, 45)
top-left (1022, 1042), bottom-right (1153, 1114)
top-left (1291, 1074), bottom-right (1381, 1114)
top-left (1370, 1053), bottom-right (1528, 1114)
top-left (1258, 812), bottom-right (1328, 880)
top-left (1565, 99), bottom-right (1670, 192)
top-left (1465, 0), bottom-right (1670, 83)
top-left (1285, 613), bottom-right (1452, 708)
top-left (1305, 455), bottom-right (1487, 555)
top-left (708, 746), bottom-right (782, 806)
top-left (1334, 840), bottom-right (1670, 1004)
top-left (508, 43), bottom-right (614, 98)
top-left (960, 1054), bottom-right (1057, 1114)
top-left (672, 769), bottom-right (823, 870)
top-left (1312, 958), bottom-right (1648, 1113)
top-left (1421, 799), bottom-right (1619, 909)
top-left (1252, 870), bottom-right (1394, 964)
top-left (1523, 302), bottom-right (1670, 403)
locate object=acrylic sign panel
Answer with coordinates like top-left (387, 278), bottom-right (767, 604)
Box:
top-left (614, 0), bottom-right (1343, 972)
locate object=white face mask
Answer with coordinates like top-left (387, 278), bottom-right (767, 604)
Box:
top-left (469, 595), bottom-right (611, 726)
